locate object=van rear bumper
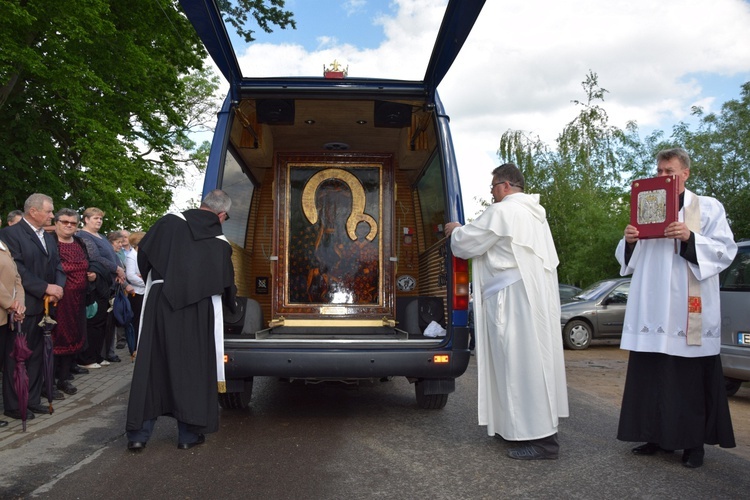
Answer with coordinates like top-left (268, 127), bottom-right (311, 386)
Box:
top-left (223, 327), bottom-right (471, 380)
top-left (224, 347), bottom-right (471, 380)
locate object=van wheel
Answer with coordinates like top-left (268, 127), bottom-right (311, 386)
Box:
top-left (415, 381), bottom-right (449, 409)
top-left (218, 378), bottom-right (253, 410)
top-left (725, 377), bottom-right (743, 397)
top-left (563, 320), bottom-right (592, 350)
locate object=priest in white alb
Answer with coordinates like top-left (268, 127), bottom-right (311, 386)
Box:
top-left (616, 147), bottom-right (737, 469)
top-left (445, 163), bottom-right (569, 460)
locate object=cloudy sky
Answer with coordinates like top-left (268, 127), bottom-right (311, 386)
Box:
top-left (199, 0), bottom-right (750, 216)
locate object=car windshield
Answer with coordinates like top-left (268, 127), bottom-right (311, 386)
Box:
top-left (576, 280), bottom-right (619, 301)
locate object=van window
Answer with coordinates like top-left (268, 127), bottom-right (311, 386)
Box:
top-left (720, 246), bottom-right (750, 291)
top-left (220, 147), bottom-right (254, 248)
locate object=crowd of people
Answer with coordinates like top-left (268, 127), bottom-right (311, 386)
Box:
top-left (0, 189), bottom-right (236, 453)
top-left (0, 150), bottom-right (739, 467)
top-left (0, 196), bottom-right (145, 427)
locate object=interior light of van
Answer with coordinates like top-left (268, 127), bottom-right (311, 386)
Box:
top-left (224, 355), bottom-right (229, 363)
top-left (452, 256), bottom-right (469, 310)
top-left (434, 355), bottom-right (450, 364)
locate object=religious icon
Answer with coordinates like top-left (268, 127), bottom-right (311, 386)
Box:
top-left (287, 166), bottom-right (381, 305)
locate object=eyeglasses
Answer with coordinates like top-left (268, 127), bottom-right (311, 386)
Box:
top-left (223, 212), bottom-right (230, 221)
top-left (490, 181), bottom-right (523, 189)
top-left (57, 220), bottom-right (78, 226)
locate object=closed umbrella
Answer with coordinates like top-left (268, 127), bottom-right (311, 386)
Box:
top-left (125, 322), bottom-right (136, 360)
top-left (38, 295), bottom-right (57, 414)
top-left (10, 320), bottom-right (32, 432)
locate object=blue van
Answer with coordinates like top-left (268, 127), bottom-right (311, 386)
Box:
top-left (179, 0), bottom-right (484, 409)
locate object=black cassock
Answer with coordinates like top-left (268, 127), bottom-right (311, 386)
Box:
top-left (126, 209), bottom-right (236, 434)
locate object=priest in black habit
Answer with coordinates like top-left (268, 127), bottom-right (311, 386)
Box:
top-left (126, 189), bottom-right (237, 451)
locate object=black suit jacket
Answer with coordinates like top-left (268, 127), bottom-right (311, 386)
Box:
top-left (0, 219), bottom-right (66, 316)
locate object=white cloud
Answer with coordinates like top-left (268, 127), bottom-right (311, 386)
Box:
top-left (223, 0), bottom-right (750, 216)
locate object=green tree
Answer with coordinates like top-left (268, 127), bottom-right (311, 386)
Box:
top-left (671, 83), bottom-right (750, 239)
top-left (498, 72), bottom-right (644, 287)
top-left (491, 71), bottom-right (750, 287)
top-left (0, 0), bottom-right (294, 231)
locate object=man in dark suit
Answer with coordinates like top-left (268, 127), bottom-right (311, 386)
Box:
top-left (0, 193), bottom-right (66, 420)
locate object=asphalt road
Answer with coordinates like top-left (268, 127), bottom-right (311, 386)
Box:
top-left (1, 348), bottom-right (750, 499)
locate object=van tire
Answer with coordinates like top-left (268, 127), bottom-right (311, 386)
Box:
top-left (725, 377), bottom-right (743, 397)
top-left (415, 380), bottom-right (449, 409)
top-left (218, 378), bottom-right (254, 410)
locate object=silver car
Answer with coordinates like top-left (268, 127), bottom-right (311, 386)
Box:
top-left (720, 240), bottom-right (750, 396)
top-left (560, 278), bottom-right (631, 350)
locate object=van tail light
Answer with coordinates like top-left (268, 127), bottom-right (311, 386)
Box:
top-left (452, 256), bottom-right (469, 310)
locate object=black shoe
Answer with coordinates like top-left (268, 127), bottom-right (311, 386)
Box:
top-left (116, 341), bottom-right (127, 350)
top-left (4, 409), bottom-right (33, 420)
top-left (177, 434), bottom-right (206, 450)
top-left (57, 381), bottom-right (78, 395)
top-left (27, 404), bottom-right (50, 415)
top-left (0, 420), bottom-right (8, 427)
top-left (682, 447), bottom-right (705, 468)
top-left (42, 388), bottom-right (65, 401)
top-left (507, 444), bottom-right (558, 460)
top-left (631, 442), bottom-right (673, 455)
top-left (128, 441), bottom-right (147, 452)
top-left (65, 373), bottom-right (75, 381)
top-left (106, 355), bottom-right (122, 363)
top-left (71, 365), bottom-right (90, 375)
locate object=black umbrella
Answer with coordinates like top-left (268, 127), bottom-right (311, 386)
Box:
top-left (38, 296), bottom-right (57, 414)
top-left (125, 322), bottom-right (136, 361)
top-left (10, 320), bottom-right (32, 431)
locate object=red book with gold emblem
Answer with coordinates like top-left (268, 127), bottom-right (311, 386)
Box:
top-left (630, 175), bottom-right (679, 239)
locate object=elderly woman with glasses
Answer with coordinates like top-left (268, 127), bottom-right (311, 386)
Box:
top-left (75, 207), bottom-right (119, 370)
top-left (52, 209), bottom-right (96, 395)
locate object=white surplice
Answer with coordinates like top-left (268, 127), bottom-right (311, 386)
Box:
top-left (616, 190), bottom-right (737, 357)
top-left (451, 193), bottom-right (569, 440)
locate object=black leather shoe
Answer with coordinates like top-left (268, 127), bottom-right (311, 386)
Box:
top-left (42, 388), bottom-right (65, 401)
top-left (682, 447), bottom-right (705, 468)
top-left (57, 381), bottom-right (78, 395)
top-left (128, 441), bottom-right (147, 452)
top-left (116, 340), bottom-right (127, 350)
top-left (28, 404), bottom-right (50, 415)
top-left (71, 365), bottom-right (90, 375)
top-left (177, 434), bottom-right (206, 450)
top-left (4, 409), bottom-right (33, 420)
top-left (631, 442), bottom-right (673, 455)
top-left (507, 444), bottom-right (558, 460)
top-left (106, 355), bottom-right (122, 363)
top-left (0, 420), bottom-right (8, 427)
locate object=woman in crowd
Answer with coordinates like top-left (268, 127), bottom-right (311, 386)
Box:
top-left (0, 219), bottom-right (26, 427)
top-left (52, 209), bottom-right (93, 394)
top-left (125, 231), bottom-right (146, 356)
top-left (102, 231), bottom-right (130, 363)
top-left (76, 208), bottom-right (118, 369)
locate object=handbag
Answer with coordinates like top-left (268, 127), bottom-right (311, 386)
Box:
top-left (113, 285), bottom-right (134, 326)
top-left (86, 301), bottom-right (98, 319)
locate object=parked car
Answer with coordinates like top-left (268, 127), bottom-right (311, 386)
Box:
top-left (559, 284), bottom-right (583, 304)
top-left (560, 278), bottom-right (630, 350)
top-left (720, 240), bottom-right (750, 396)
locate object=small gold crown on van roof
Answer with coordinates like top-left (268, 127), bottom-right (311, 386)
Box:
top-left (324, 60), bottom-right (348, 79)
